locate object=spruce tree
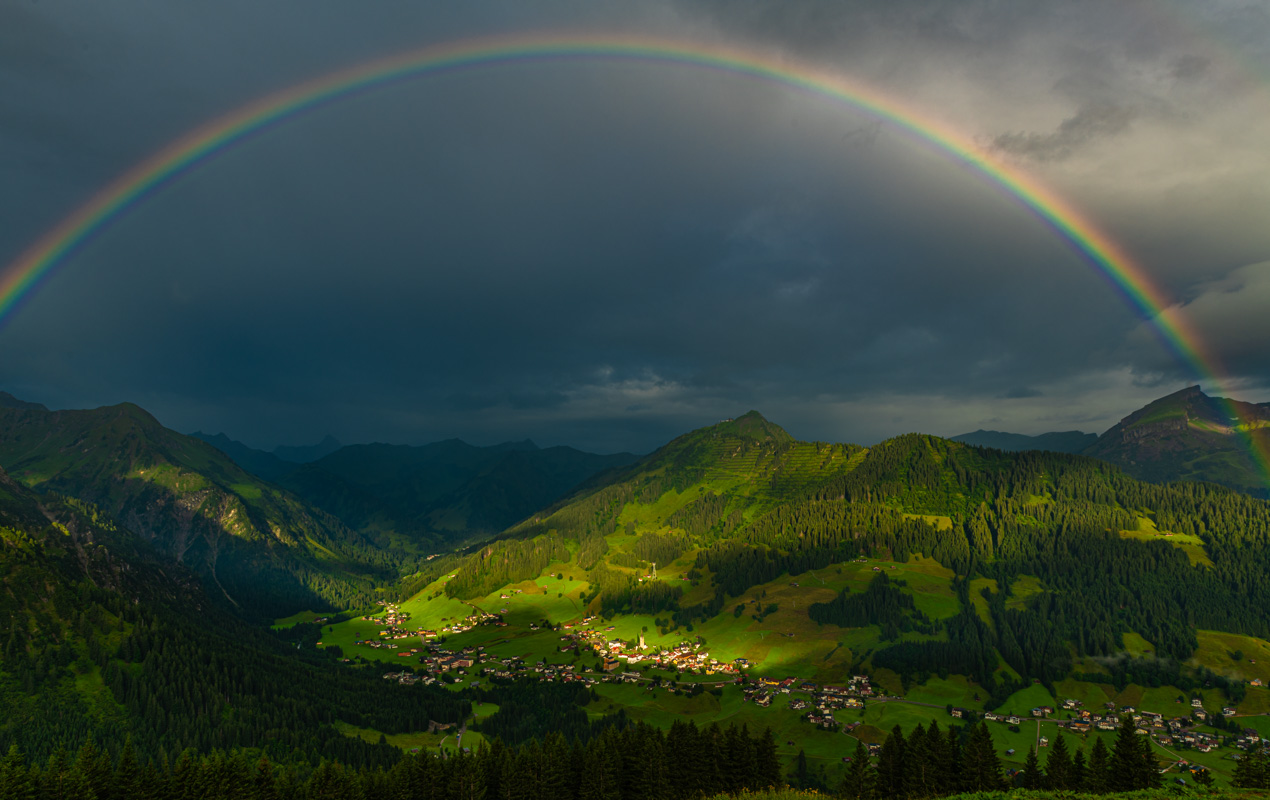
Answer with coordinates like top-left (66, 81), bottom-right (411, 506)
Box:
top-left (875, 725), bottom-right (907, 799)
top-left (841, 740), bottom-right (875, 800)
top-left (1109, 715), bottom-right (1143, 792)
top-left (1044, 733), bottom-right (1071, 790)
top-left (1069, 747), bottom-right (1087, 792)
top-left (1020, 747), bottom-right (1043, 790)
top-left (959, 722), bottom-right (1002, 792)
top-left (1138, 730), bottom-right (1161, 789)
top-left (1234, 747), bottom-right (1269, 789)
top-left (754, 728), bottom-right (782, 789)
top-left (0, 745), bottom-right (33, 800)
top-left (905, 720), bottom-right (934, 798)
top-left (1086, 737), bottom-right (1110, 793)
top-left (942, 725), bottom-right (962, 794)
top-left (114, 737), bottom-right (141, 800)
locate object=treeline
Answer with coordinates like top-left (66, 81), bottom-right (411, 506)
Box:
top-left (0, 719), bottom-right (781, 800)
top-left (840, 716), bottom-right (1172, 800)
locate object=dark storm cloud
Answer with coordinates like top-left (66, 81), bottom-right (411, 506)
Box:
top-left (0, 0), bottom-right (1266, 451)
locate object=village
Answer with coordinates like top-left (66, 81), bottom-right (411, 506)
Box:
top-left (340, 602), bottom-right (1268, 768)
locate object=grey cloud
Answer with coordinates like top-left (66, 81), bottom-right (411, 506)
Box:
top-left (991, 101), bottom-right (1136, 162)
top-left (1000, 387), bottom-right (1042, 399)
top-left (1170, 54), bottom-right (1211, 81)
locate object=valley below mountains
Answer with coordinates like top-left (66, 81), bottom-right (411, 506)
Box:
top-left (2, 390), bottom-right (1270, 795)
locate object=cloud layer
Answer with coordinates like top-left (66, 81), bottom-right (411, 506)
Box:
top-left (0, 0), bottom-right (1267, 451)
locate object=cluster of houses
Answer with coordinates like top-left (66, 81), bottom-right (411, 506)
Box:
top-left (743, 675), bottom-right (875, 731)
top-left (558, 619), bottom-right (740, 676)
top-left (956, 696), bottom-right (1267, 756)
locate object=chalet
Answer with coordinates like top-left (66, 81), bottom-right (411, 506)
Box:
top-left (1223, 707), bottom-right (1238, 716)
top-left (984, 712), bottom-right (1003, 722)
top-left (950, 708), bottom-right (971, 719)
top-left (1006, 716), bottom-right (1022, 725)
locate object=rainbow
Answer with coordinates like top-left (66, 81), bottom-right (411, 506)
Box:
top-left (1, 32), bottom-right (1266, 486)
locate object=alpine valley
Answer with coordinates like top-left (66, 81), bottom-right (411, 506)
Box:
top-left (3, 390), bottom-right (1270, 798)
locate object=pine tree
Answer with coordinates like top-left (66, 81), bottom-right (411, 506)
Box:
top-left (1086, 737), bottom-right (1111, 794)
top-left (0, 745), bottom-right (33, 800)
top-left (959, 722), bottom-right (1002, 792)
top-left (1069, 747), bottom-right (1087, 792)
top-left (1109, 715), bottom-right (1143, 792)
top-left (942, 725), bottom-right (962, 794)
top-left (875, 725), bottom-right (906, 799)
top-left (114, 736), bottom-right (141, 800)
top-left (904, 720), bottom-right (934, 798)
top-left (754, 728), bottom-right (782, 789)
top-left (73, 738), bottom-right (112, 800)
top-left (250, 755), bottom-right (279, 800)
top-left (1138, 729), bottom-right (1162, 789)
top-left (1044, 732), bottom-right (1071, 790)
top-left (1234, 747), bottom-right (1269, 789)
top-left (841, 740), bottom-right (875, 800)
top-left (1020, 747), bottom-right (1043, 790)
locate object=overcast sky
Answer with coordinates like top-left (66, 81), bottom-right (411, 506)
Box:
top-left (1, 0), bottom-right (1268, 453)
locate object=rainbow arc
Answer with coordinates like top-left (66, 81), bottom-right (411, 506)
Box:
top-left (1, 33), bottom-right (1265, 487)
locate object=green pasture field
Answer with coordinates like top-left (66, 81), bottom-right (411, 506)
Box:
top-left (968, 578), bottom-right (998, 628)
top-left (1004, 576), bottom-right (1044, 610)
top-left (904, 675), bottom-right (983, 708)
top-left (1190, 630), bottom-right (1270, 688)
top-left (272, 610), bottom-right (325, 629)
top-left (1120, 520), bottom-right (1212, 567)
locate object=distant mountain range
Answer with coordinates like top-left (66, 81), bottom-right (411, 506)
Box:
top-left (950, 429), bottom-right (1096, 454)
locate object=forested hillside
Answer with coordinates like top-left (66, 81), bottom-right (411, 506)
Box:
top-left (430, 412), bottom-right (1270, 703)
top-left (0, 464), bottom-right (468, 770)
top-left (0, 402), bottom-right (399, 618)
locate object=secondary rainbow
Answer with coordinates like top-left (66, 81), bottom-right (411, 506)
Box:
top-left (2, 32), bottom-right (1265, 486)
